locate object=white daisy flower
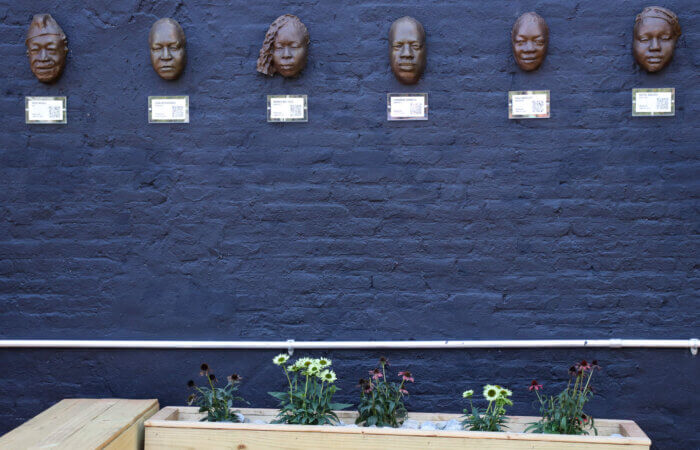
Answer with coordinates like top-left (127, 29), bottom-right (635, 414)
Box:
top-left (273, 354), bottom-right (290, 366)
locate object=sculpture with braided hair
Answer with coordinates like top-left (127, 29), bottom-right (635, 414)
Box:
top-left (257, 14), bottom-right (309, 77)
top-left (633, 6), bottom-right (681, 72)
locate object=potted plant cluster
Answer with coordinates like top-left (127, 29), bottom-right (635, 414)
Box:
top-left (144, 357), bottom-right (651, 449)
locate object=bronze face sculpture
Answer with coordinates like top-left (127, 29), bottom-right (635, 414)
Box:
top-left (511, 12), bottom-right (548, 71)
top-left (633, 6), bottom-right (681, 72)
top-left (149, 18), bottom-right (186, 80)
top-left (389, 16), bottom-right (426, 85)
top-left (26, 14), bottom-right (68, 83)
top-left (257, 15), bottom-right (309, 78)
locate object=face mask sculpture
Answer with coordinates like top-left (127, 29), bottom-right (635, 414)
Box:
top-left (511, 12), bottom-right (548, 71)
top-left (149, 18), bottom-right (186, 80)
top-left (257, 14), bottom-right (309, 78)
top-left (633, 6), bottom-right (681, 72)
top-left (26, 14), bottom-right (68, 83)
top-left (389, 16), bottom-right (426, 85)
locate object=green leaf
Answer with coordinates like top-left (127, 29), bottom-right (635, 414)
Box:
top-left (328, 403), bottom-right (352, 410)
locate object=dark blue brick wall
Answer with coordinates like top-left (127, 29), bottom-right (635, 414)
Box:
top-left (0, 0), bottom-right (698, 448)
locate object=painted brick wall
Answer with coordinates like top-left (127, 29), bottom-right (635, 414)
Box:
top-left (0, 1), bottom-right (698, 448)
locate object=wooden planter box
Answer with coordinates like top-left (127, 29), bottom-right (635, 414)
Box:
top-left (145, 407), bottom-right (651, 450)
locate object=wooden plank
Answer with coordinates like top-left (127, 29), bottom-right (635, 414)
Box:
top-left (105, 402), bottom-right (160, 450)
top-left (0, 399), bottom-right (120, 449)
top-left (145, 426), bottom-right (651, 450)
top-left (0, 399), bottom-right (158, 450)
top-left (61, 399), bottom-right (158, 449)
top-left (145, 407), bottom-right (651, 449)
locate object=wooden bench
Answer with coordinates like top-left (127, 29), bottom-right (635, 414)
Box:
top-left (0, 398), bottom-right (159, 450)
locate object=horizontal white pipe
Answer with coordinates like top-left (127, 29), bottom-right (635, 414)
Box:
top-left (0, 339), bottom-right (696, 351)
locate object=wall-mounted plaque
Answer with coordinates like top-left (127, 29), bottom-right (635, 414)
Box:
top-left (632, 88), bottom-right (674, 117)
top-left (509, 90), bottom-right (549, 119)
top-left (387, 93), bottom-right (428, 121)
top-left (148, 96), bottom-right (189, 123)
top-left (25, 96), bottom-right (66, 124)
top-left (267, 95), bottom-right (307, 122)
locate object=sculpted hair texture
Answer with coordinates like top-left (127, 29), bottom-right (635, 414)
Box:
top-left (511, 12), bottom-right (548, 41)
top-left (634, 6), bottom-right (681, 38)
top-left (257, 14), bottom-right (309, 76)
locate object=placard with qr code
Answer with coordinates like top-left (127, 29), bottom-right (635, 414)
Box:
top-left (148, 96), bottom-right (189, 123)
top-left (267, 95), bottom-right (308, 122)
top-left (508, 90), bottom-right (550, 119)
top-left (25, 97), bottom-right (67, 124)
top-left (632, 88), bottom-right (674, 117)
top-left (387, 93), bottom-right (428, 121)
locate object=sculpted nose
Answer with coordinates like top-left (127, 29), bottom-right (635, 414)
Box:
top-left (39, 48), bottom-right (48, 60)
top-left (649, 37), bottom-right (660, 50)
top-left (161, 47), bottom-right (172, 59)
top-left (282, 46), bottom-right (292, 58)
top-left (400, 44), bottom-right (412, 58)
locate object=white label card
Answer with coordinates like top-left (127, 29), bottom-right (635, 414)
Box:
top-left (25, 97), bottom-right (66, 124)
top-left (149, 96), bottom-right (189, 123)
top-left (633, 89), bottom-right (674, 116)
top-left (387, 93), bottom-right (428, 121)
top-left (268, 95), bottom-right (307, 122)
top-left (509, 90), bottom-right (550, 119)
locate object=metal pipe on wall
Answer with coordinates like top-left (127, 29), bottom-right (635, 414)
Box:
top-left (0, 339), bottom-right (696, 354)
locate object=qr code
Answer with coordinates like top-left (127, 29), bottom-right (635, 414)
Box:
top-left (172, 105), bottom-right (184, 118)
top-left (290, 103), bottom-right (303, 118)
top-left (656, 96), bottom-right (670, 111)
top-left (532, 100), bottom-right (545, 114)
top-left (410, 103), bottom-right (423, 116)
top-left (48, 105), bottom-right (62, 119)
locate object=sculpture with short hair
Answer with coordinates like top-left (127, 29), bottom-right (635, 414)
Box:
top-left (389, 16), bottom-right (426, 85)
top-left (149, 18), bottom-right (187, 80)
top-left (511, 12), bottom-right (548, 71)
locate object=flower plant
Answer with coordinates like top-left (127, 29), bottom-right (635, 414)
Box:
top-left (355, 357), bottom-right (414, 427)
top-left (526, 360), bottom-right (600, 435)
top-left (461, 384), bottom-right (513, 431)
top-left (187, 363), bottom-right (247, 422)
top-left (268, 354), bottom-right (352, 425)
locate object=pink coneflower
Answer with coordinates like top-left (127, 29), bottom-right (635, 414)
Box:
top-left (591, 360), bottom-right (601, 370)
top-left (399, 388), bottom-right (409, 395)
top-left (528, 380), bottom-right (543, 391)
top-left (200, 363), bottom-right (209, 376)
top-left (379, 356), bottom-right (389, 367)
top-left (370, 368), bottom-right (383, 380)
top-left (227, 373), bottom-right (242, 383)
top-left (358, 378), bottom-right (372, 393)
top-left (398, 371), bottom-right (414, 382)
top-left (576, 360), bottom-right (591, 372)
